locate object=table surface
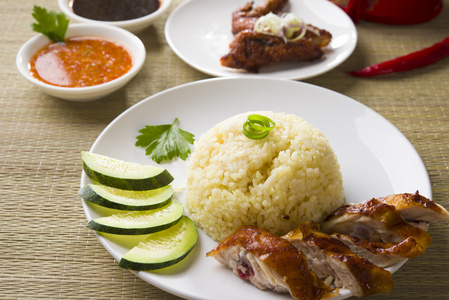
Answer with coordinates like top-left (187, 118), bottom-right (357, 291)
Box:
top-left (2, 0), bottom-right (449, 299)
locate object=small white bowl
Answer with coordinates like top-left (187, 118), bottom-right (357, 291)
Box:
top-left (16, 23), bottom-right (146, 102)
top-left (58, 0), bottom-right (172, 34)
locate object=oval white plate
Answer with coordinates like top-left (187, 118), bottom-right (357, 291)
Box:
top-left (165, 0), bottom-right (357, 80)
top-left (81, 78), bottom-right (431, 300)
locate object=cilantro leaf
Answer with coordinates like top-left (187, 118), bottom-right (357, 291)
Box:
top-left (136, 118), bottom-right (195, 164)
top-left (31, 6), bottom-right (69, 43)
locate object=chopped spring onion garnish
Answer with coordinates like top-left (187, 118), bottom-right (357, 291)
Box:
top-left (243, 114), bottom-right (276, 140)
top-left (254, 12), bottom-right (319, 43)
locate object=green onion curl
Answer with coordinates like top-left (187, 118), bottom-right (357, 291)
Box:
top-left (243, 114), bottom-right (275, 140)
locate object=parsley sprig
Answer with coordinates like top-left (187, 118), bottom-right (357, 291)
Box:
top-left (31, 5), bottom-right (69, 43)
top-left (136, 118), bottom-right (195, 164)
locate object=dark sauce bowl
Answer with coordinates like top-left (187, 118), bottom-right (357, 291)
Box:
top-left (58, 0), bottom-right (172, 33)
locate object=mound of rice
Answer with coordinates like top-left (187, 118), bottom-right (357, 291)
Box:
top-left (185, 111), bottom-right (344, 241)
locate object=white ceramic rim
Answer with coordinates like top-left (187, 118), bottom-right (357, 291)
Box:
top-left (80, 77), bottom-right (432, 300)
top-left (164, 0), bottom-right (357, 80)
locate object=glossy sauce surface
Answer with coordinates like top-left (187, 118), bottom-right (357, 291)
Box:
top-left (71, 0), bottom-right (160, 21)
top-left (29, 37), bottom-right (133, 88)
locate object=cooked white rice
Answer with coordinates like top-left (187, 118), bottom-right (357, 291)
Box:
top-left (185, 111), bottom-right (344, 241)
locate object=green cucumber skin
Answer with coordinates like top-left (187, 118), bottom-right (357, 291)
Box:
top-left (117, 216), bottom-right (198, 271)
top-left (86, 216), bottom-right (182, 235)
top-left (77, 185), bottom-right (173, 211)
top-left (82, 161), bottom-right (174, 191)
top-left (118, 247), bottom-right (195, 270)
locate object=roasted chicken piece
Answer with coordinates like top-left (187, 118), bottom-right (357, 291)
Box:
top-left (223, 0), bottom-right (332, 73)
top-left (284, 221), bottom-right (394, 297)
top-left (220, 29), bottom-right (331, 73)
top-left (332, 233), bottom-right (424, 268)
top-left (377, 191), bottom-right (449, 223)
top-left (207, 225), bottom-right (333, 300)
top-left (231, 0), bottom-right (289, 34)
top-left (322, 199), bottom-right (433, 251)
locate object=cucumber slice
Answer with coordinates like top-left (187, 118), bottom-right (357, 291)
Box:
top-left (78, 184), bottom-right (173, 211)
top-left (86, 201), bottom-right (183, 235)
top-left (82, 151), bottom-right (174, 191)
top-left (119, 216), bottom-right (198, 271)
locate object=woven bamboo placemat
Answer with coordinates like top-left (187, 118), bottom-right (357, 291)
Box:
top-left (1, 0), bottom-right (448, 299)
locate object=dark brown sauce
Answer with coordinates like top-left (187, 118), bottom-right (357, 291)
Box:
top-left (71, 0), bottom-right (160, 22)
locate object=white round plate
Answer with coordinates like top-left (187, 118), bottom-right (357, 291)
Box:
top-left (81, 78), bottom-right (431, 300)
top-left (164, 0), bottom-right (357, 80)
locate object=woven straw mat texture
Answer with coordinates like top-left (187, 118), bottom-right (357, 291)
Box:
top-left (1, 0), bottom-right (448, 299)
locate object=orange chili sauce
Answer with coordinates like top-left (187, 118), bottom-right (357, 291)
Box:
top-left (29, 37), bottom-right (133, 88)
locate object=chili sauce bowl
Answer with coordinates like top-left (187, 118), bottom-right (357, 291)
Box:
top-left (16, 23), bottom-right (146, 102)
top-left (58, 0), bottom-right (172, 34)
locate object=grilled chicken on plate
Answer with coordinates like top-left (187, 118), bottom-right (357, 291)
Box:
top-left (221, 0), bottom-right (332, 73)
top-left (220, 29), bottom-right (332, 73)
top-left (322, 193), bottom-right (448, 267)
top-left (377, 191), bottom-right (449, 223)
top-left (207, 225), bottom-right (334, 300)
top-left (284, 221), bottom-right (394, 297)
top-left (231, 0), bottom-right (288, 34)
top-left (321, 198), bottom-right (433, 250)
top-left (206, 192), bottom-right (448, 299)
top-left (331, 233), bottom-right (424, 268)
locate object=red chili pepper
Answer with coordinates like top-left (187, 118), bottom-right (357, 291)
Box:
top-left (348, 37), bottom-right (449, 77)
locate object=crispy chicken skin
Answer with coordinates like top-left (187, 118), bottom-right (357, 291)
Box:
top-left (220, 29), bottom-right (331, 73)
top-left (284, 221), bottom-right (394, 297)
top-left (319, 194), bottom-right (443, 268)
top-left (223, 0), bottom-right (332, 73)
top-left (332, 233), bottom-right (423, 268)
top-left (322, 199), bottom-right (433, 251)
top-left (377, 191), bottom-right (449, 223)
top-left (207, 225), bottom-right (333, 300)
top-left (231, 0), bottom-right (289, 34)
